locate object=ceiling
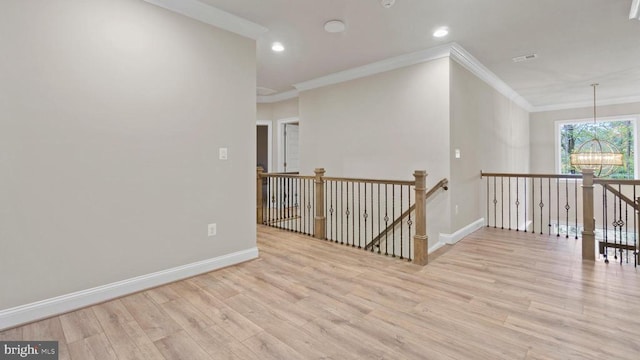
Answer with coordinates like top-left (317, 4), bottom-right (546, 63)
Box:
top-left (197, 0), bottom-right (640, 110)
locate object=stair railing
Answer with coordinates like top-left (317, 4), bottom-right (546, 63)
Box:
top-left (257, 167), bottom-right (431, 265)
top-left (364, 178), bottom-right (448, 251)
top-left (482, 169), bottom-right (639, 266)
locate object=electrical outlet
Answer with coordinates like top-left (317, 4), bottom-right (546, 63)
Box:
top-left (455, 205), bottom-right (459, 215)
top-left (208, 223), bottom-right (217, 237)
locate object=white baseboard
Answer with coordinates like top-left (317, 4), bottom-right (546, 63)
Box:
top-left (438, 218), bottom-right (485, 247)
top-left (0, 247), bottom-right (259, 331)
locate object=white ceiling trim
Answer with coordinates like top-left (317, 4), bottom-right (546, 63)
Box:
top-left (533, 94), bottom-right (640, 113)
top-left (294, 43), bottom-right (453, 92)
top-left (449, 44), bottom-right (534, 112)
top-left (143, 0), bottom-right (268, 40)
top-left (257, 89), bottom-right (299, 104)
top-left (261, 43), bottom-right (640, 112)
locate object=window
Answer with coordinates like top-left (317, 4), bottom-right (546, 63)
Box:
top-left (557, 117), bottom-right (637, 179)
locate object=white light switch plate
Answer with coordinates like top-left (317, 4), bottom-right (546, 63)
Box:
top-left (219, 148), bottom-right (228, 160)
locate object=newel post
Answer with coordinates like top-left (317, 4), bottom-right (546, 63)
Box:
top-left (256, 167), bottom-right (264, 224)
top-left (413, 170), bottom-right (428, 265)
top-left (314, 168), bottom-right (326, 239)
top-left (581, 169), bottom-right (596, 260)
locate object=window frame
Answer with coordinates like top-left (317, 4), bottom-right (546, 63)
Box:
top-left (554, 115), bottom-right (639, 179)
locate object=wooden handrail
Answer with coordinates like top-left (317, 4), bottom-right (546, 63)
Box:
top-left (365, 178), bottom-right (448, 250)
top-left (594, 178), bottom-right (640, 186)
top-left (481, 171), bottom-right (581, 179)
top-left (323, 176), bottom-right (415, 186)
top-left (260, 173), bottom-right (315, 180)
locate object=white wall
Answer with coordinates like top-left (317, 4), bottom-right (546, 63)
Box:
top-left (530, 102), bottom-right (640, 173)
top-left (299, 58), bottom-right (451, 237)
top-left (0, 0), bottom-right (256, 311)
top-left (450, 60), bottom-right (530, 230)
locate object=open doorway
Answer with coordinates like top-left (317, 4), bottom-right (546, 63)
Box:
top-left (278, 118), bottom-right (299, 173)
top-left (256, 120), bottom-right (272, 173)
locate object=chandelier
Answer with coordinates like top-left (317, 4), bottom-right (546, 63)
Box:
top-left (569, 84), bottom-right (624, 177)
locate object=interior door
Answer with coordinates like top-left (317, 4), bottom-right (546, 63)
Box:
top-left (284, 123), bottom-right (299, 172)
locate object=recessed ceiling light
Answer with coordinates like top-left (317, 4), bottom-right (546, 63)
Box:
top-left (433, 27), bottom-right (449, 38)
top-left (271, 42), bottom-right (285, 52)
top-left (324, 20), bottom-right (346, 33)
top-left (381, 0), bottom-right (396, 8)
top-left (512, 53), bottom-right (538, 63)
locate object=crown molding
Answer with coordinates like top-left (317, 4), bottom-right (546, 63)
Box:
top-left (294, 43), bottom-right (453, 92)
top-left (449, 44), bottom-right (534, 112)
top-left (532, 94), bottom-right (640, 113)
top-left (257, 89), bottom-right (299, 104)
top-left (143, 0), bottom-right (267, 40)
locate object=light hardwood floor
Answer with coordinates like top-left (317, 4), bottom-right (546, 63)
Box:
top-left (1, 226), bottom-right (639, 359)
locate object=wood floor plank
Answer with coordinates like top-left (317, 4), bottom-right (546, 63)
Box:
top-left (20, 317), bottom-right (71, 360)
top-left (60, 307), bottom-right (103, 344)
top-left (154, 330), bottom-right (211, 360)
top-left (67, 333), bottom-right (118, 360)
top-left (120, 292), bottom-right (182, 342)
top-left (1, 226), bottom-right (639, 359)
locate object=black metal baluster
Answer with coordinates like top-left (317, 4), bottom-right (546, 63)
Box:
top-left (539, 177), bottom-right (544, 235)
top-left (635, 186), bottom-right (638, 267)
top-left (508, 177), bottom-right (512, 230)
top-left (286, 177), bottom-right (290, 229)
top-left (556, 177), bottom-right (560, 237)
top-left (362, 182), bottom-right (366, 250)
top-left (400, 185), bottom-right (404, 259)
top-left (371, 183), bottom-right (374, 252)
top-left (377, 183), bottom-right (381, 254)
top-left (532, 178), bottom-right (535, 234)
top-left (567, 179), bottom-right (580, 240)
top-left (352, 182), bottom-right (356, 248)
top-left (385, 184), bottom-right (389, 256)
top-left (486, 176), bottom-right (490, 227)
top-left (276, 176), bottom-right (280, 225)
top-left (345, 181), bottom-right (350, 246)
top-left (516, 177), bottom-right (520, 231)
top-left (625, 187), bottom-right (629, 264)
top-left (296, 179), bottom-right (300, 233)
top-left (262, 177), bottom-right (271, 225)
top-left (301, 178), bottom-right (305, 233)
top-left (548, 178), bottom-right (551, 235)
top-left (501, 176), bottom-right (504, 229)
top-left (565, 179), bottom-right (570, 238)
top-left (604, 189), bottom-right (609, 263)
top-left (618, 185), bottom-right (623, 263)
top-left (290, 177), bottom-right (294, 231)
top-left (392, 184), bottom-right (396, 257)
top-left (340, 181), bottom-right (344, 245)
top-left (280, 177), bottom-right (284, 228)
top-left (329, 181), bottom-right (338, 241)
top-left (493, 177), bottom-right (497, 229)
top-left (407, 186), bottom-right (412, 261)
top-left (613, 192), bottom-right (619, 262)
top-left (524, 178), bottom-right (528, 233)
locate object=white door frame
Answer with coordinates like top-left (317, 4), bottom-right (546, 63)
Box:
top-left (257, 120), bottom-right (272, 173)
top-left (277, 117), bottom-right (299, 172)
